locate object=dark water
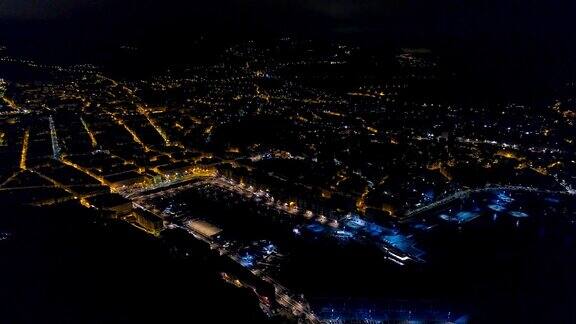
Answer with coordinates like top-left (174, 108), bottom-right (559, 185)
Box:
top-left (148, 187), bottom-right (576, 322)
top-left (0, 190), bottom-right (575, 323)
top-left (277, 192), bottom-right (576, 323)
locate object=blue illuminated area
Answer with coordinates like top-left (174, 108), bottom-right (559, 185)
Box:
top-left (496, 191), bottom-right (514, 203)
top-left (365, 222), bottom-right (384, 236)
top-left (316, 301), bottom-right (468, 323)
top-left (381, 234), bottom-right (425, 258)
top-left (422, 189), bottom-right (435, 202)
top-left (299, 215), bottom-right (425, 262)
top-left (343, 215), bottom-right (382, 235)
top-left (545, 196), bottom-right (561, 204)
top-left (382, 234), bottom-right (411, 249)
top-left (439, 211), bottom-right (480, 224)
top-left (411, 223), bottom-right (435, 232)
top-left (344, 217), bottom-right (366, 230)
top-left (239, 253), bottom-right (255, 268)
top-left (339, 215), bottom-right (425, 260)
top-left (335, 230), bottom-right (354, 240)
top-left (457, 211), bottom-right (480, 223)
top-left (344, 216), bottom-right (382, 237)
top-left (488, 204), bottom-right (507, 212)
top-left (487, 191), bottom-right (515, 216)
top-left (337, 216), bottom-right (366, 241)
top-left (235, 240), bottom-right (282, 270)
top-left (263, 243), bottom-right (277, 255)
top-left (306, 223), bottom-right (325, 234)
top-left (509, 211), bottom-right (529, 218)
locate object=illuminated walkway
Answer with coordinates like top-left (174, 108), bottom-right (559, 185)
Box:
top-left (49, 116), bottom-right (61, 159)
top-left (404, 185), bottom-right (575, 219)
top-left (80, 117), bottom-right (98, 148)
top-left (19, 128), bottom-right (29, 170)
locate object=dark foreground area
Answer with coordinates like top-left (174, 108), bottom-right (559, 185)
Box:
top-left (0, 204), bottom-right (269, 323)
top-left (1, 194), bottom-right (576, 323)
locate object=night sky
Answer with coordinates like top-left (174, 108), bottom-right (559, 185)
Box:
top-left (1, 1), bottom-right (576, 95)
top-left (2, 0), bottom-right (575, 40)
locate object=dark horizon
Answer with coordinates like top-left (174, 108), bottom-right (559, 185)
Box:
top-left (2, 1), bottom-right (576, 47)
top-left (2, 1), bottom-right (576, 104)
